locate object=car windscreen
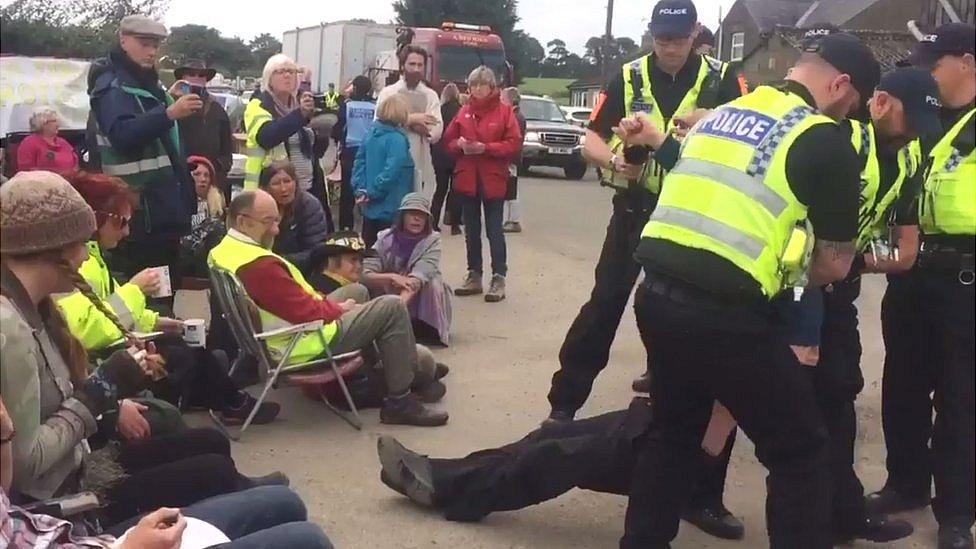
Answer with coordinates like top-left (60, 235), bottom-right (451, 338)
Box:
top-left (521, 98), bottom-right (568, 123)
top-left (436, 46), bottom-right (508, 85)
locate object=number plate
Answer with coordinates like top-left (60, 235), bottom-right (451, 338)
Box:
top-left (548, 147), bottom-right (573, 155)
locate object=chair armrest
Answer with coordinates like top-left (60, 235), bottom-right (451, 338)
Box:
top-left (254, 320), bottom-right (324, 340)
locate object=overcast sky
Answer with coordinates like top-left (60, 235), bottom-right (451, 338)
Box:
top-left (161, 0), bottom-right (738, 55)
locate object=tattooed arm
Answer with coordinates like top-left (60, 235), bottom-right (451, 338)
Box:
top-left (809, 239), bottom-right (856, 286)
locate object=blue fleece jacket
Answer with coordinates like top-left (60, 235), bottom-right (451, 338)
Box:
top-left (351, 121), bottom-right (414, 222)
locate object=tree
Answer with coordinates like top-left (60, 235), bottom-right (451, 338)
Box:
top-left (583, 35), bottom-right (639, 73)
top-left (0, 0), bottom-right (169, 59)
top-left (508, 30), bottom-right (544, 80)
top-left (249, 33), bottom-right (282, 70)
top-left (164, 25), bottom-right (254, 75)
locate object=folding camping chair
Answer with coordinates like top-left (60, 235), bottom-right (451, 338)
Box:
top-left (208, 267), bottom-right (365, 439)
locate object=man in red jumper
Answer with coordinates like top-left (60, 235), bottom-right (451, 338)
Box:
top-left (211, 190), bottom-right (448, 427)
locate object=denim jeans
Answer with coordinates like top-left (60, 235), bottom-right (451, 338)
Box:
top-left (185, 486), bottom-right (332, 549)
top-left (461, 194), bottom-right (507, 277)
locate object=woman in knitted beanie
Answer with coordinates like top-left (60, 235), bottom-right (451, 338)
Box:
top-left (0, 171), bottom-right (286, 527)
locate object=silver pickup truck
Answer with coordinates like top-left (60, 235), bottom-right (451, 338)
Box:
top-left (519, 95), bottom-right (588, 180)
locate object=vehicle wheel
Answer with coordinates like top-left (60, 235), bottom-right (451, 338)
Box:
top-left (518, 162), bottom-right (531, 176)
top-left (564, 163), bottom-right (587, 180)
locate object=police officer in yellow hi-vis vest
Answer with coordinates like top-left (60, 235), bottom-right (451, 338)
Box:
top-left (546, 0), bottom-right (739, 420)
top-left (611, 33), bottom-right (879, 547)
top-left (812, 68), bottom-right (942, 545)
top-left (867, 23), bottom-right (976, 549)
top-left (208, 190), bottom-right (449, 427)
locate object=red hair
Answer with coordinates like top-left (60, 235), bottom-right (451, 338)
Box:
top-left (63, 170), bottom-right (137, 229)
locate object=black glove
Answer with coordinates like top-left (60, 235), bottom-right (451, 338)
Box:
top-left (75, 351), bottom-right (150, 417)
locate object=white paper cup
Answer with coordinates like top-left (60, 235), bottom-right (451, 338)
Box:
top-left (149, 266), bottom-right (172, 298)
top-left (182, 318), bottom-right (206, 348)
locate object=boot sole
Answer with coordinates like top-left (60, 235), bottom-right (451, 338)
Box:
top-left (455, 289), bottom-right (483, 296)
top-left (484, 294), bottom-right (505, 302)
top-left (377, 436), bottom-right (435, 506)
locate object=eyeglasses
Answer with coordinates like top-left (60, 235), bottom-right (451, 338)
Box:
top-left (274, 68), bottom-right (298, 75)
top-left (99, 211), bottom-right (130, 230)
top-left (241, 213), bottom-right (281, 226)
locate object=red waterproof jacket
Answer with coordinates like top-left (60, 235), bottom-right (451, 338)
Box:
top-left (443, 92), bottom-right (522, 200)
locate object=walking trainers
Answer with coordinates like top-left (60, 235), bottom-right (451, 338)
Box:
top-left (485, 275), bottom-right (506, 302)
top-left (220, 393), bottom-right (280, 425)
top-left (380, 392), bottom-right (448, 427)
top-left (454, 271), bottom-right (483, 296)
top-left (378, 435), bottom-right (436, 506)
top-left (502, 221), bottom-right (522, 233)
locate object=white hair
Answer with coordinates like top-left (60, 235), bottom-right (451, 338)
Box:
top-left (29, 107), bottom-right (60, 133)
top-left (467, 66), bottom-right (497, 88)
top-left (261, 53), bottom-right (297, 93)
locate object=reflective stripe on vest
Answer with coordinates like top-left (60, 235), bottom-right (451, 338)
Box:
top-left (208, 234), bottom-right (338, 365)
top-left (920, 107), bottom-right (976, 236)
top-left (243, 99), bottom-right (288, 190)
top-left (613, 54), bottom-right (729, 194)
top-left (641, 85), bottom-right (835, 297)
top-left (96, 84), bottom-right (179, 190)
top-left (851, 121), bottom-right (920, 250)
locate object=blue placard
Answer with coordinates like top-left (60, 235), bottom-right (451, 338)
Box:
top-left (697, 107), bottom-right (776, 147)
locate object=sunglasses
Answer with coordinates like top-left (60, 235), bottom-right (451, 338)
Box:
top-left (99, 211), bottom-right (130, 230)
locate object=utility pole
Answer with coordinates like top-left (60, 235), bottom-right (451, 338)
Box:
top-left (603, 0), bottom-right (614, 75)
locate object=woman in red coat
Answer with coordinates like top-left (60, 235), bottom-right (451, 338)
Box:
top-left (443, 66), bottom-right (522, 302)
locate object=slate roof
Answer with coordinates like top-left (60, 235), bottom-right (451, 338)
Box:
top-left (795, 0), bottom-right (885, 28)
top-left (746, 25), bottom-right (918, 70)
top-left (741, 0), bottom-right (816, 30)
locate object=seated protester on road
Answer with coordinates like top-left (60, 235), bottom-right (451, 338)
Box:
top-left (209, 190), bottom-right (449, 427)
top-left (55, 171), bottom-right (280, 426)
top-left (378, 398), bottom-right (656, 523)
top-left (182, 156), bottom-right (228, 279)
top-left (363, 193), bottom-right (453, 346)
top-left (188, 156), bottom-right (226, 230)
top-left (0, 172), bottom-right (288, 528)
top-left (259, 160), bottom-right (331, 273)
top-left (307, 230), bottom-right (449, 408)
top-left (0, 401), bottom-right (333, 549)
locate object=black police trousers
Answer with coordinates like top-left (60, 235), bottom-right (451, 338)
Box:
top-left (881, 266), bottom-right (975, 528)
top-left (815, 276), bottom-right (868, 537)
top-left (547, 191), bottom-right (653, 416)
top-left (627, 277), bottom-right (831, 549)
top-left (430, 398), bottom-right (654, 522)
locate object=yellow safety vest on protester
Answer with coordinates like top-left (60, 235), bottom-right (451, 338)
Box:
top-left (57, 241), bottom-right (159, 351)
top-left (850, 121), bottom-right (922, 250)
top-left (208, 232), bottom-right (338, 366)
top-left (324, 91), bottom-right (341, 111)
top-left (608, 54), bottom-right (730, 194)
top-left (243, 97), bottom-right (289, 190)
top-left (919, 107), bottom-right (976, 236)
top-left (641, 85), bottom-right (836, 298)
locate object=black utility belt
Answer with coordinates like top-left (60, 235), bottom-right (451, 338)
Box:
top-left (612, 187), bottom-right (658, 215)
top-left (917, 246), bottom-right (975, 284)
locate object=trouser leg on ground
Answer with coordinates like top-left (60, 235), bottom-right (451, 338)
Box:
top-left (330, 295), bottom-right (418, 394)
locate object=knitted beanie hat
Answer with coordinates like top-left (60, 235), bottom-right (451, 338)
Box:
top-left (1, 170), bottom-right (97, 255)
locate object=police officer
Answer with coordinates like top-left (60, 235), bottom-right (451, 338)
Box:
top-left (816, 67), bottom-right (942, 544)
top-left (867, 23), bottom-right (976, 549)
top-left (324, 82), bottom-right (341, 112)
top-left (546, 0), bottom-right (739, 420)
top-left (615, 33), bottom-right (879, 547)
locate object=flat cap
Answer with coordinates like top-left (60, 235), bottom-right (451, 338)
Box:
top-left (120, 15), bottom-right (168, 38)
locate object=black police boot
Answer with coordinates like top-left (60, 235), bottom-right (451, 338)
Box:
top-left (836, 514), bottom-right (914, 543)
top-left (681, 502), bottom-right (745, 540)
top-left (939, 524), bottom-right (975, 549)
top-left (631, 372), bottom-right (651, 393)
top-left (865, 487), bottom-right (930, 515)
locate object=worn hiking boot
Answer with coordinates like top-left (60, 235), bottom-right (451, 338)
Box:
top-left (835, 514), bottom-right (913, 544)
top-left (485, 275), bottom-right (506, 302)
top-left (434, 363), bottom-right (450, 380)
top-left (246, 471), bottom-right (291, 488)
top-left (454, 271), bottom-right (483, 296)
top-left (378, 435), bottom-right (436, 506)
top-left (380, 392), bottom-right (448, 427)
top-left (541, 409), bottom-right (574, 428)
top-left (502, 221), bottom-right (522, 233)
top-left (220, 393), bottom-right (280, 425)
